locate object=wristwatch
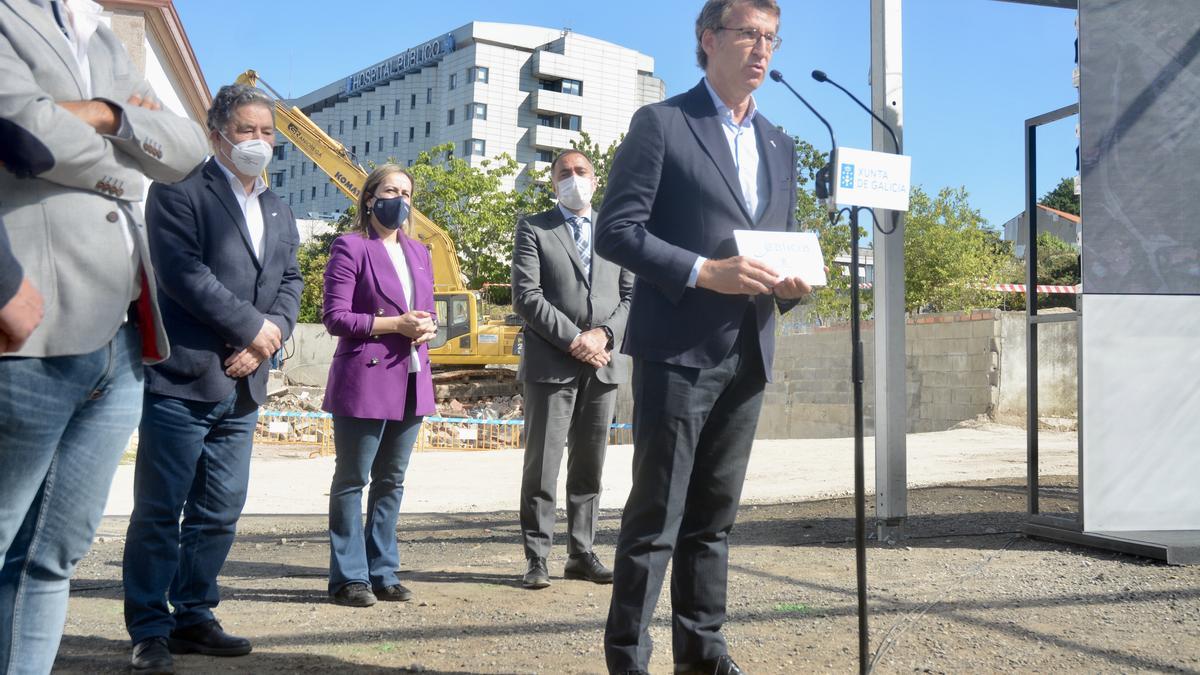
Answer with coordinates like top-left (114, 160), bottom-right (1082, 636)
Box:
top-left (600, 325), bottom-right (614, 350)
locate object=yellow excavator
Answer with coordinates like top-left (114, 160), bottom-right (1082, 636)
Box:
top-left (235, 70), bottom-right (522, 397)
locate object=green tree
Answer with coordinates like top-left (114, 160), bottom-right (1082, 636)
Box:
top-left (1040, 177), bottom-right (1080, 216)
top-left (294, 209), bottom-right (354, 323)
top-left (407, 143), bottom-right (550, 289)
top-left (568, 131), bottom-right (622, 207)
top-left (903, 186), bottom-right (1009, 313)
top-left (996, 230), bottom-right (1080, 311)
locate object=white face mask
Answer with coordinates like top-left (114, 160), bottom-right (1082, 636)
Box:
top-left (219, 131), bottom-right (272, 177)
top-left (556, 175), bottom-right (595, 211)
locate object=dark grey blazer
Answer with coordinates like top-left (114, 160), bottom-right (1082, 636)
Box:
top-left (512, 206), bottom-right (633, 385)
top-left (144, 159), bottom-right (303, 405)
top-left (594, 79), bottom-right (800, 380)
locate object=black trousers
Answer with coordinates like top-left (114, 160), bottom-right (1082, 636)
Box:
top-left (604, 311), bottom-right (766, 673)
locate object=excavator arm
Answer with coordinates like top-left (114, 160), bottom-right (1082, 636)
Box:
top-left (235, 70), bottom-right (467, 294)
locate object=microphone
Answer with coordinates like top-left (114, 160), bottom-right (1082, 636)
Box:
top-left (811, 69), bottom-right (900, 154)
top-left (769, 69), bottom-right (836, 205)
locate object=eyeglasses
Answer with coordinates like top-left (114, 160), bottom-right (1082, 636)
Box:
top-left (717, 26), bottom-right (782, 51)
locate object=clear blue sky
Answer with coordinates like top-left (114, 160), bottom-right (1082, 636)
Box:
top-left (175, 0), bottom-right (1078, 230)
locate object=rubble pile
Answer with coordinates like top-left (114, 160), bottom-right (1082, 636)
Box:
top-left (437, 395), bottom-right (524, 420)
top-left (264, 386), bottom-right (526, 423)
top-left (265, 387), bottom-right (324, 413)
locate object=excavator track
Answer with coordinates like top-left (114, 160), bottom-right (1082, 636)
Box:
top-left (431, 368), bottom-right (522, 402)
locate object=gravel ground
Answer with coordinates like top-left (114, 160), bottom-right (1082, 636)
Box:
top-left (55, 476), bottom-right (1200, 674)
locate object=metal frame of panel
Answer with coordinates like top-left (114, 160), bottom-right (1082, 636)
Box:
top-left (1023, 104), bottom-right (1082, 533)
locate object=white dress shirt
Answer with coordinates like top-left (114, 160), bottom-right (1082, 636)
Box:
top-left (557, 203), bottom-right (594, 343)
top-left (687, 78), bottom-right (771, 288)
top-left (557, 202), bottom-right (593, 254)
top-left (383, 238), bottom-right (422, 373)
top-left (213, 158), bottom-right (268, 260)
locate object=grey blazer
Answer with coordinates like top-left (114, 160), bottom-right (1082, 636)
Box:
top-left (0, 0), bottom-right (208, 362)
top-left (512, 207), bottom-right (633, 385)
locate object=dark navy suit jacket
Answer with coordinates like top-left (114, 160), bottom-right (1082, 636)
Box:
top-left (144, 158), bottom-right (302, 405)
top-left (594, 80), bottom-right (799, 380)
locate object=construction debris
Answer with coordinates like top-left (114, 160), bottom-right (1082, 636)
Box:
top-left (437, 395), bottom-right (523, 420)
top-left (266, 384), bottom-right (525, 422)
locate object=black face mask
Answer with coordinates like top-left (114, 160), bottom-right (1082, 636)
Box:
top-left (371, 195), bottom-right (411, 230)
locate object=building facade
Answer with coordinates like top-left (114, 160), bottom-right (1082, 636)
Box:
top-left (272, 21), bottom-right (665, 217)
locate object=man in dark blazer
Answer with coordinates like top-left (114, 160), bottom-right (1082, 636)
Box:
top-left (122, 83), bottom-right (302, 672)
top-left (512, 150), bottom-right (633, 589)
top-left (594, 1), bottom-right (814, 673)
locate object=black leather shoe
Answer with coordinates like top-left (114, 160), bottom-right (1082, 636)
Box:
top-left (374, 583), bottom-right (413, 602)
top-left (675, 655), bottom-right (747, 675)
top-left (564, 551), bottom-right (613, 584)
top-left (331, 582), bottom-right (377, 607)
top-left (167, 619), bottom-right (252, 657)
top-left (130, 636), bottom-right (174, 673)
top-left (522, 557), bottom-right (550, 589)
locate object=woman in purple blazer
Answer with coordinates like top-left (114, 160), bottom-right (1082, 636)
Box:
top-left (322, 164), bottom-right (437, 607)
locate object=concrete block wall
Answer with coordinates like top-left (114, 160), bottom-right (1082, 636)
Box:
top-left (994, 309), bottom-right (1078, 425)
top-left (615, 310), bottom-right (1005, 440)
top-left (900, 310), bottom-right (1002, 435)
top-left (290, 308), bottom-right (1079, 439)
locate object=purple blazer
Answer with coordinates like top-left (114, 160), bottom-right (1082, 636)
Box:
top-left (321, 230), bottom-right (437, 420)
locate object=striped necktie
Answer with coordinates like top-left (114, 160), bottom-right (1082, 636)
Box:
top-left (568, 215), bottom-right (591, 278)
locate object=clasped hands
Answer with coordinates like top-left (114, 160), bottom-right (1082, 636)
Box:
top-left (224, 318), bottom-right (283, 378)
top-left (697, 256), bottom-right (816, 299)
top-left (388, 310), bottom-right (438, 345)
top-left (569, 328), bottom-right (610, 369)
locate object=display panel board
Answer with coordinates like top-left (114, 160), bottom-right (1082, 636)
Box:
top-left (1079, 0), bottom-right (1200, 294)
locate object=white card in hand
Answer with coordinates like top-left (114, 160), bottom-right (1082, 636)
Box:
top-left (733, 230), bottom-right (827, 287)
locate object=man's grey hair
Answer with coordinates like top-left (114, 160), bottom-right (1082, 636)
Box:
top-left (206, 84), bottom-right (273, 133)
top-left (694, 0), bottom-right (781, 70)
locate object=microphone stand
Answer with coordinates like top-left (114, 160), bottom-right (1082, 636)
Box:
top-left (770, 69), bottom-right (870, 675)
top-left (812, 69), bottom-right (903, 675)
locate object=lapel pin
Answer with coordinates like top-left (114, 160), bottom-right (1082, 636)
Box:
top-left (270, 212), bottom-right (278, 217)
top-left (770, 139), bottom-right (777, 148)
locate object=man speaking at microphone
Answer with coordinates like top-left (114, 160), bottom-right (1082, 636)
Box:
top-left (594, 1), bottom-right (814, 673)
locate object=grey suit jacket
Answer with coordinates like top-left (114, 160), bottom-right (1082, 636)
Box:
top-left (512, 206), bottom-right (633, 385)
top-left (0, 0), bottom-right (208, 362)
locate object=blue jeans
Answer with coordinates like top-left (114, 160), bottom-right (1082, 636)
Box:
top-left (122, 387), bottom-right (258, 644)
top-left (0, 325), bottom-right (143, 675)
top-left (328, 393), bottom-right (422, 594)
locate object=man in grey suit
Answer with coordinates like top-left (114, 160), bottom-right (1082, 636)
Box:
top-left (0, 0), bottom-right (208, 671)
top-left (595, 1), bottom-right (814, 673)
top-left (512, 150), bottom-right (633, 589)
